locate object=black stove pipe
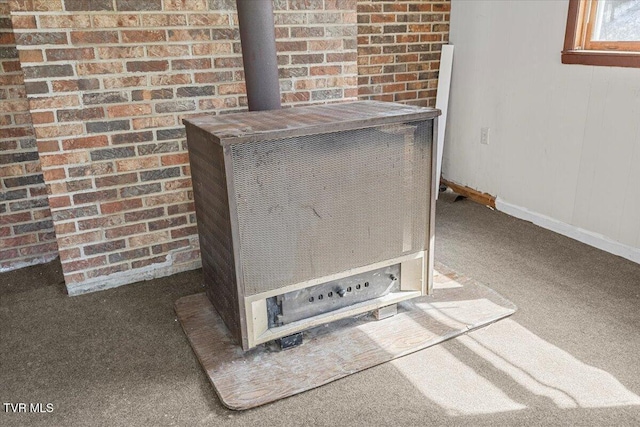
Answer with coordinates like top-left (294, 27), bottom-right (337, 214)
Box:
top-left (236, 0), bottom-right (282, 111)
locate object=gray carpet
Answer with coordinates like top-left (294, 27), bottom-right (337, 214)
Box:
top-left (1, 191), bottom-right (639, 426)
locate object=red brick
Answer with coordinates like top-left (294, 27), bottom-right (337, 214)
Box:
top-left (73, 189), bottom-right (118, 204)
top-left (382, 83), bottom-right (406, 93)
top-left (38, 230), bottom-right (57, 242)
top-left (95, 173), bottom-right (138, 188)
top-left (19, 242), bottom-right (58, 256)
top-left (0, 248), bottom-right (19, 260)
top-left (34, 124), bottom-right (84, 139)
top-left (107, 104), bottom-right (152, 118)
top-left (29, 95), bottom-right (79, 110)
top-left (32, 208), bottom-right (52, 220)
top-left (39, 152), bottom-right (88, 167)
top-left (30, 111), bottom-right (55, 124)
top-left (371, 94), bottom-right (393, 102)
top-left (170, 225), bottom-right (197, 239)
top-left (42, 168), bottom-right (66, 181)
top-left (282, 92), bottom-right (311, 103)
top-left (278, 40), bottom-right (308, 52)
top-left (187, 13), bottom-right (227, 26)
top-left (146, 44), bottom-right (190, 58)
top-left (64, 272), bottom-right (86, 284)
top-left (30, 187), bottom-right (49, 197)
top-left (131, 256), bottom-right (167, 269)
top-left (218, 83), bottom-right (245, 95)
top-left (108, 247), bottom-right (150, 263)
top-left (68, 163), bottom-right (113, 178)
top-left (58, 248), bottom-right (81, 261)
top-left (96, 46), bottom-right (145, 59)
top-left (3, 127), bottom-right (33, 139)
top-left (172, 58), bottom-right (211, 70)
top-left (77, 214), bottom-right (124, 231)
top-left (38, 14), bottom-right (91, 28)
top-left (0, 234), bottom-right (37, 249)
top-left (85, 264), bottom-right (129, 278)
top-left (58, 107), bottom-right (105, 122)
top-left (71, 31), bottom-right (119, 44)
top-left (126, 60), bottom-right (169, 73)
top-left (164, 178), bottom-right (192, 191)
top-left (144, 192), bottom-right (189, 207)
top-left (147, 216), bottom-right (187, 231)
top-left (92, 14), bottom-right (139, 27)
top-left (128, 230), bottom-right (170, 247)
top-left (57, 231), bottom-right (101, 247)
top-left (124, 207), bottom-right (164, 222)
top-left (19, 49), bottom-right (44, 63)
top-left (100, 198), bottom-right (143, 214)
top-left (116, 156), bottom-right (159, 172)
top-left (396, 34), bottom-right (420, 43)
top-left (173, 248), bottom-right (200, 263)
top-left (64, 256), bottom-right (107, 272)
top-left (77, 61), bottom-right (124, 75)
top-left (150, 238), bottom-right (189, 255)
top-left (433, 3), bottom-right (451, 12)
top-left (161, 153), bottom-right (189, 166)
top-left (194, 71), bottom-right (233, 84)
top-left (46, 48), bottom-right (94, 61)
top-left (11, 15), bottom-right (37, 29)
top-left (394, 91), bottom-right (418, 101)
top-left (121, 30), bottom-right (166, 43)
top-left (409, 3), bottom-right (432, 12)
top-left (66, 178), bottom-right (94, 193)
top-left (49, 196), bottom-right (71, 209)
top-left (0, 164), bottom-right (23, 178)
top-left (168, 29), bottom-right (210, 42)
top-left (83, 239), bottom-right (126, 256)
top-left (54, 222), bottom-right (76, 235)
top-left (103, 76), bottom-right (147, 89)
top-left (150, 73), bottom-right (192, 86)
top-left (62, 136), bottom-right (109, 150)
top-left (52, 78), bottom-right (100, 92)
top-left (2, 61), bottom-right (20, 73)
top-left (131, 115), bottom-right (175, 130)
top-left (191, 42), bottom-right (231, 56)
top-left (369, 55), bottom-right (394, 65)
top-left (164, 0), bottom-right (207, 11)
top-left (104, 223), bottom-right (146, 239)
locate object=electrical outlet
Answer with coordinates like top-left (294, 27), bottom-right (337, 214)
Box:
top-left (480, 127), bottom-right (490, 145)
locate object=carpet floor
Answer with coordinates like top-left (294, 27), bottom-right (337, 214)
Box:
top-left (1, 191), bottom-right (639, 426)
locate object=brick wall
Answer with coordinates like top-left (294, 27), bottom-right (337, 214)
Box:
top-left (7, 0), bottom-right (358, 294)
top-left (356, 0), bottom-right (450, 107)
top-left (0, 1), bottom-right (58, 272)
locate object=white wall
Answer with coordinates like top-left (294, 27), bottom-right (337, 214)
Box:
top-left (445, 0), bottom-right (640, 258)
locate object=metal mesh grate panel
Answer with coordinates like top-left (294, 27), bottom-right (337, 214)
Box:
top-left (230, 121), bottom-right (432, 296)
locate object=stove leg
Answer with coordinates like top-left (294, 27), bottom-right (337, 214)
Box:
top-left (374, 303), bottom-right (398, 320)
top-left (277, 332), bottom-right (303, 350)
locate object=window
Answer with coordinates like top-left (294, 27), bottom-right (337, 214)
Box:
top-left (562, 0), bottom-right (640, 68)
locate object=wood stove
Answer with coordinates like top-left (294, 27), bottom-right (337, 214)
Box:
top-left (184, 101), bottom-right (440, 350)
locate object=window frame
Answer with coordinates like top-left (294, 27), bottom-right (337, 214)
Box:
top-left (562, 0), bottom-right (640, 68)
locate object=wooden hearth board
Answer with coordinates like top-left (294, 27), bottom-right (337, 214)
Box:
top-left (174, 262), bottom-right (517, 410)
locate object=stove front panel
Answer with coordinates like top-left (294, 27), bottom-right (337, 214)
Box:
top-left (230, 121), bottom-right (432, 297)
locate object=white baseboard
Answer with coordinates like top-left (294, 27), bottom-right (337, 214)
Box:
top-left (495, 198), bottom-right (640, 265)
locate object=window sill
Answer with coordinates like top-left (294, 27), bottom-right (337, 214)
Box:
top-left (561, 50), bottom-right (640, 68)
